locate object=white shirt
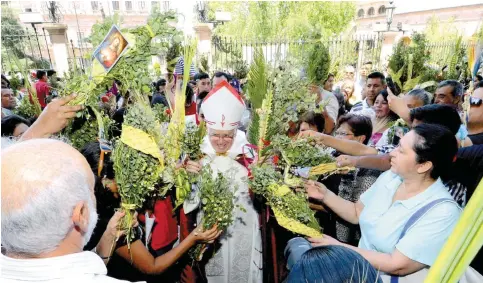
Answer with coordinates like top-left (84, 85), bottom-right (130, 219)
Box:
top-left (0, 251), bottom-right (142, 283)
top-left (350, 98), bottom-right (376, 124)
top-left (319, 89), bottom-right (339, 123)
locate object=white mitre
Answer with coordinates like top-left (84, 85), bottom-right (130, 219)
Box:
top-left (200, 80), bottom-right (246, 131)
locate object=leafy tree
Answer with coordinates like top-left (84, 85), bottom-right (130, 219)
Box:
top-left (1, 7), bottom-right (50, 70)
top-left (205, 1), bottom-right (356, 41)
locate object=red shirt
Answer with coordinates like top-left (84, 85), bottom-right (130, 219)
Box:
top-left (185, 102), bottom-right (197, 116)
top-left (150, 198), bottom-right (178, 250)
top-left (33, 80), bottom-right (50, 108)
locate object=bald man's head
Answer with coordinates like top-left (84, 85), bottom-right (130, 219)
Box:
top-left (1, 139), bottom-right (97, 257)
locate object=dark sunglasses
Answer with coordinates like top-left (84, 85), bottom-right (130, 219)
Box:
top-left (97, 138), bottom-right (112, 177)
top-left (470, 96), bottom-right (482, 106)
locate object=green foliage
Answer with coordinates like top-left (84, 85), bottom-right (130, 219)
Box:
top-left (62, 10), bottom-right (179, 109)
top-left (65, 108), bottom-right (113, 150)
top-left (1, 7), bottom-right (50, 70)
top-left (182, 121), bottom-right (206, 161)
top-left (249, 164), bottom-right (320, 231)
top-left (271, 135), bottom-right (334, 167)
top-left (14, 96), bottom-right (38, 119)
top-left (152, 103), bottom-right (171, 123)
top-left (87, 13), bottom-right (123, 48)
top-left (307, 42), bottom-right (330, 84)
top-left (1, 7), bottom-right (26, 58)
top-left (206, 2), bottom-right (355, 41)
top-left (388, 33), bottom-right (431, 93)
top-left (269, 60), bottom-right (319, 134)
top-left (191, 167), bottom-right (240, 260)
top-left (247, 49), bottom-right (269, 109)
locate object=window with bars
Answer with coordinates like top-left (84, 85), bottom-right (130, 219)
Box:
top-left (126, 1), bottom-right (132, 11)
top-left (112, 1), bottom-right (119, 11)
top-left (368, 7), bottom-right (375, 16)
top-left (139, 1), bottom-right (146, 10)
top-left (378, 5), bottom-right (386, 15)
top-left (91, 1), bottom-right (99, 11)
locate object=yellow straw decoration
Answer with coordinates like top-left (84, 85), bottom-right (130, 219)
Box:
top-left (425, 178), bottom-right (483, 283)
top-left (120, 125), bottom-right (164, 169)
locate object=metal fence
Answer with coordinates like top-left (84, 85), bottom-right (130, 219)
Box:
top-left (1, 25), bottom-right (87, 74)
top-left (207, 34), bottom-right (384, 77)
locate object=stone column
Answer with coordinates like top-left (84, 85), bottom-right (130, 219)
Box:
top-left (42, 24), bottom-right (70, 77)
top-left (193, 23), bottom-right (214, 71)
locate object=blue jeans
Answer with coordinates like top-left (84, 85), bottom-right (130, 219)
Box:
top-left (284, 237), bottom-right (312, 270)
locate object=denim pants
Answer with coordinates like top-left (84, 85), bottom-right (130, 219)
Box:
top-left (284, 237), bottom-right (312, 270)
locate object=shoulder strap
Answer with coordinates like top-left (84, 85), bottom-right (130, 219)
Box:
top-left (398, 198), bottom-right (457, 241)
top-left (391, 198), bottom-right (457, 283)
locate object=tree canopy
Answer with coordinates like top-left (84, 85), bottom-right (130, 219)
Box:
top-left (205, 1), bottom-right (356, 40)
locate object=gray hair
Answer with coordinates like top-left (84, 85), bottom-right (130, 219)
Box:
top-left (1, 143), bottom-right (95, 257)
top-left (407, 89), bottom-right (431, 106)
top-left (437, 80), bottom-right (463, 98)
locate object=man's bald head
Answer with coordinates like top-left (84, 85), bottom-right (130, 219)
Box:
top-left (1, 139), bottom-right (96, 257)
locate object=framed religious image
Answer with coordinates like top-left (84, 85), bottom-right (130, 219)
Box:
top-left (93, 25), bottom-right (129, 72)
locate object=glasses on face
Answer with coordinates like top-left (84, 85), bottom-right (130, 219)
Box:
top-left (335, 131), bottom-right (354, 137)
top-left (98, 139), bottom-right (112, 177)
top-left (209, 132), bottom-right (235, 141)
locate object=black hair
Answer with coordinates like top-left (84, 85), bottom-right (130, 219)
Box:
top-left (196, 90), bottom-right (209, 114)
top-left (475, 80), bottom-right (483, 90)
top-left (363, 61), bottom-right (373, 65)
top-left (287, 245), bottom-right (382, 283)
top-left (412, 124), bottom-right (457, 181)
top-left (437, 80), bottom-right (463, 98)
top-left (80, 142), bottom-right (119, 219)
top-left (375, 89), bottom-right (399, 121)
top-left (1, 114), bottom-right (31, 137)
top-left (155, 78), bottom-right (166, 92)
top-left (338, 113), bottom-right (373, 145)
top-left (367, 71), bottom-right (386, 85)
top-left (475, 74), bottom-right (483, 82)
top-left (1, 74), bottom-right (11, 87)
top-left (36, 70), bottom-right (46, 80)
top-left (185, 84), bottom-right (194, 106)
top-left (214, 71), bottom-right (231, 82)
top-left (195, 72), bottom-right (210, 81)
top-left (409, 104), bottom-right (461, 135)
top-left (299, 111), bottom-right (325, 133)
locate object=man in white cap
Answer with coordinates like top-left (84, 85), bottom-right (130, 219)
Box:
top-left (183, 81), bottom-right (262, 283)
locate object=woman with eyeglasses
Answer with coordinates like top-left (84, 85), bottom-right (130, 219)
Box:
top-left (182, 81), bottom-right (262, 283)
top-left (80, 141), bottom-right (220, 282)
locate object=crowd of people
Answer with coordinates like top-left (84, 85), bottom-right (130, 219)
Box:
top-left (1, 60), bottom-right (483, 283)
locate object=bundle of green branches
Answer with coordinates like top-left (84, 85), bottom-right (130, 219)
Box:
top-left (61, 10), bottom-right (180, 111)
top-left (175, 121), bottom-right (207, 208)
top-left (249, 164), bottom-right (321, 233)
top-left (269, 59), bottom-right (320, 134)
top-left (271, 134), bottom-right (334, 167)
top-left (152, 104), bottom-right (171, 123)
top-left (15, 96), bottom-right (38, 119)
top-left (64, 107), bottom-right (113, 150)
top-left (190, 167), bottom-right (239, 261)
top-left (246, 48), bottom-right (270, 146)
top-left (113, 100), bottom-right (163, 244)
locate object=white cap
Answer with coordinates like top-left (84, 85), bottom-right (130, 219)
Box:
top-left (201, 81), bottom-right (245, 131)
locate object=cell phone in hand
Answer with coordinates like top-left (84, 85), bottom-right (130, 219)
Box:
top-left (386, 77), bottom-right (399, 96)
